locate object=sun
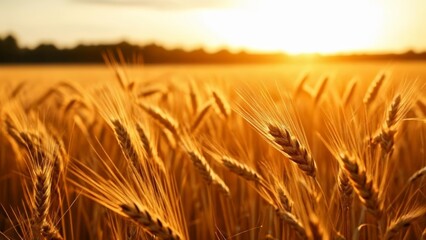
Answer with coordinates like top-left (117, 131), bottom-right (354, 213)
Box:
top-left (200, 0), bottom-right (383, 54)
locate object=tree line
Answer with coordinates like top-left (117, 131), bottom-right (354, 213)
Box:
top-left (1, 35), bottom-right (426, 64)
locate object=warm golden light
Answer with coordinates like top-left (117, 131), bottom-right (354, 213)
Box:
top-left (201, 0), bottom-right (383, 54)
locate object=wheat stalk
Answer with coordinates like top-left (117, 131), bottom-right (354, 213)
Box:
top-left (50, 139), bottom-right (64, 211)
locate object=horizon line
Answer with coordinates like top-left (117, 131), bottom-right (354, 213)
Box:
top-left (2, 33), bottom-right (425, 57)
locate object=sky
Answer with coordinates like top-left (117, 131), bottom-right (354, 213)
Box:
top-left (1, 0), bottom-right (426, 54)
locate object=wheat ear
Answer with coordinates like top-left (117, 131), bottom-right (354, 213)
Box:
top-left (188, 82), bottom-right (198, 114)
top-left (408, 166), bottom-right (426, 183)
top-left (4, 116), bottom-right (26, 147)
top-left (313, 76), bottom-right (328, 103)
top-left (138, 102), bottom-right (179, 137)
top-left (34, 167), bottom-right (51, 227)
top-left (363, 72), bottom-right (386, 106)
top-left (383, 207), bottom-right (426, 240)
top-left (41, 221), bottom-right (63, 240)
top-left (212, 90), bottom-right (231, 117)
top-left (120, 202), bottom-right (183, 240)
top-left (338, 169), bottom-right (353, 208)
top-left (417, 99), bottom-right (426, 117)
top-left (138, 88), bottom-right (163, 98)
top-left (135, 123), bottom-right (166, 173)
top-left (191, 101), bottom-right (213, 132)
top-left (275, 208), bottom-right (308, 240)
top-left (221, 156), bottom-right (262, 183)
top-left (112, 120), bottom-right (141, 172)
top-left (342, 77), bottom-right (357, 107)
top-left (187, 150), bottom-right (230, 196)
top-left (9, 81), bottom-right (26, 99)
top-left (276, 186), bottom-right (293, 212)
top-left (386, 95), bottom-right (401, 128)
top-left (372, 95), bottom-right (402, 154)
top-left (339, 152), bottom-right (382, 218)
top-left (338, 169), bottom-right (353, 239)
top-left (135, 123), bottom-right (154, 158)
top-left (268, 123), bottom-right (316, 177)
top-left (293, 73), bottom-right (309, 98)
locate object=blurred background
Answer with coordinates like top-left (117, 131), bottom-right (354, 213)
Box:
top-left (1, 0), bottom-right (426, 64)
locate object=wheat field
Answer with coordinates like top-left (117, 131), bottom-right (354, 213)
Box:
top-left (0, 63), bottom-right (425, 240)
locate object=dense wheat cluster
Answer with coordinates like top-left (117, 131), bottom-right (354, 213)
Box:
top-left (0, 63), bottom-right (425, 240)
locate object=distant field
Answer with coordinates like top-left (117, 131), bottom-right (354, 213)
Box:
top-left (1, 61), bottom-right (426, 83)
top-left (0, 61), bottom-right (425, 239)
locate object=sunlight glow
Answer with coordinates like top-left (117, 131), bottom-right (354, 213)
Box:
top-left (201, 0), bottom-right (384, 54)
